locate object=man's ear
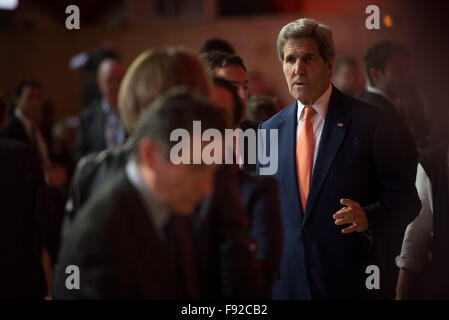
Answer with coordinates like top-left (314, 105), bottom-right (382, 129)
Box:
top-left (138, 138), bottom-right (158, 169)
top-left (369, 67), bottom-right (381, 86)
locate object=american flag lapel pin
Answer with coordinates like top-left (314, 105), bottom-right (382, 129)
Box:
top-left (337, 122), bottom-right (344, 128)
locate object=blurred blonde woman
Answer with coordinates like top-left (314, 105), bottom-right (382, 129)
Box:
top-left (63, 47), bottom-right (211, 223)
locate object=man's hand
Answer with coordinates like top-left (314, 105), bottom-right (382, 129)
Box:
top-left (332, 198), bottom-right (369, 233)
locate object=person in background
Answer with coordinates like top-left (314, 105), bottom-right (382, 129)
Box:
top-left (59, 48), bottom-right (266, 299)
top-left (247, 94), bottom-right (279, 122)
top-left (396, 141), bottom-right (449, 299)
top-left (360, 40), bottom-right (429, 151)
top-left (211, 77), bottom-right (282, 296)
top-left (1, 81), bottom-right (68, 294)
top-left (0, 137), bottom-right (48, 299)
top-left (248, 71), bottom-right (284, 107)
top-left (65, 48), bottom-right (211, 222)
top-left (74, 58), bottom-right (126, 162)
top-left (332, 57), bottom-right (360, 98)
top-left (200, 51), bottom-right (258, 172)
top-left (54, 89), bottom-right (265, 299)
top-left (1, 83), bottom-right (68, 189)
top-left (1, 81), bottom-right (48, 164)
top-left (200, 38), bottom-right (235, 55)
top-left (200, 51), bottom-right (249, 118)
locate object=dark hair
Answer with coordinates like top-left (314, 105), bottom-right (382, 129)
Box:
top-left (200, 51), bottom-right (247, 74)
top-left (364, 40), bottom-right (410, 84)
top-left (200, 38), bottom-right (235, 55)
top-left (247, 95), bottom-right (278, 122)
top-left (334, 57), bottom-right (357, 74)
top-left (212, 77), bottom-right (242, 126)
top-left (14, 80), bottom-right (41, 97)
top-left (131, 87), bottom-right (226, 160)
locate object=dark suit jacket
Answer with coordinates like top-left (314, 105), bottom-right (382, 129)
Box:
top-left (1, 112), bottom-right (66, 263)
top-left (74, 100), bottom-right (107, 162)
top-left (257, 86), bottom-right (421, 299)
top-left (0, 112), bottom-right (30, 145)
top-left (65, 141), bottom-right (131, 222)
top-left (55, 170), bottom-right (265, 299)
top-left (238, 168), bottom-right (283, 297)
top-left (65, 144), bottom-right (280, 298)
top-left (239, 119), bottom-right (259, 173)
top-left (360, 89), bottom-right (427, 149)
top-left (0, 138), bottom-right (47, 298)
top-left (360, 89), bottom-right (422, 299)
top-left (359, 90), bottom-right (397, 115)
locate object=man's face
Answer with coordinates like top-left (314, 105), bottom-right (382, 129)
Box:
top-left (150, 141), bottom-right (218, 215)
top-left (282, 38), bottom-right (333, 105)
top-left (16, 86), bottom-right (43, 122)
top-left (98, 60), bottom-right (126, 108)
top-left (333, 63), bottom-right (359, 96)
top-left (375, 53), bottom-right (411, 99)
top-left (210, 85), bottom-right (235, 127)
top-left (214, 65), bottom-right (248, 113)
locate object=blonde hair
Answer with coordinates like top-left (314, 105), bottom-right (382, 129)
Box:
top-left (118, 47), bottom-right (211, 134)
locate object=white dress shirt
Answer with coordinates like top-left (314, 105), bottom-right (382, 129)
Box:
top-left (395, 164), bottom-right (434, 273)
top-left (396, 147), bottom-right (449, 273)
top-left (296, 83), bottom-right (332, 172)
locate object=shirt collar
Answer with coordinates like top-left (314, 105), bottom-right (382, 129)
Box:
top-left (365, 83), bottom-right (398, 108)
top-left (297, 83), bottom-right (332, 122)
top-left (125, 160), bottom-right (171, 238)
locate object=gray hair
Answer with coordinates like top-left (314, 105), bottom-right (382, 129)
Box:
top-left (277, 18), bottom-right (335, 63)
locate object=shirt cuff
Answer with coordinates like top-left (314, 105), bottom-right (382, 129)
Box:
top-left (395, 254), bottom-right (426, 274)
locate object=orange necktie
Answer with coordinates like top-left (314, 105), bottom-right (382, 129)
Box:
top-left (296, 106), bottom-right (316, 212)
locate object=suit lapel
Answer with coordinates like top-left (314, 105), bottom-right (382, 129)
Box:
top-left (278, 102), bottom-right (304, 222)
top-left (303, 87), bottom-right (351, 226)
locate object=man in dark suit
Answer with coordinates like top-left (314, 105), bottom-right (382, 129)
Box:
top-left (257, 18), bottom-right (421, 299)
top-left (360, 41), bottom-right (428, 150)
top-left (1, 81), bottom-right (50, 166)
top-left (201, 52), bottom-right (259, 172)
top-left (0, 137), bottom-right (47, 298)
top-left (54, 89), bottom-right (265, 299)
top-left (359, 41), bottom-right (426, 299)
top-left (0, 81), bottom-right (63, 289)
top-left (74, 58), bottom-right (126, 162)
top-left (211, 76), bottom-right (283, 296)
top-left (1, 81), bottom-right (68, 187)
